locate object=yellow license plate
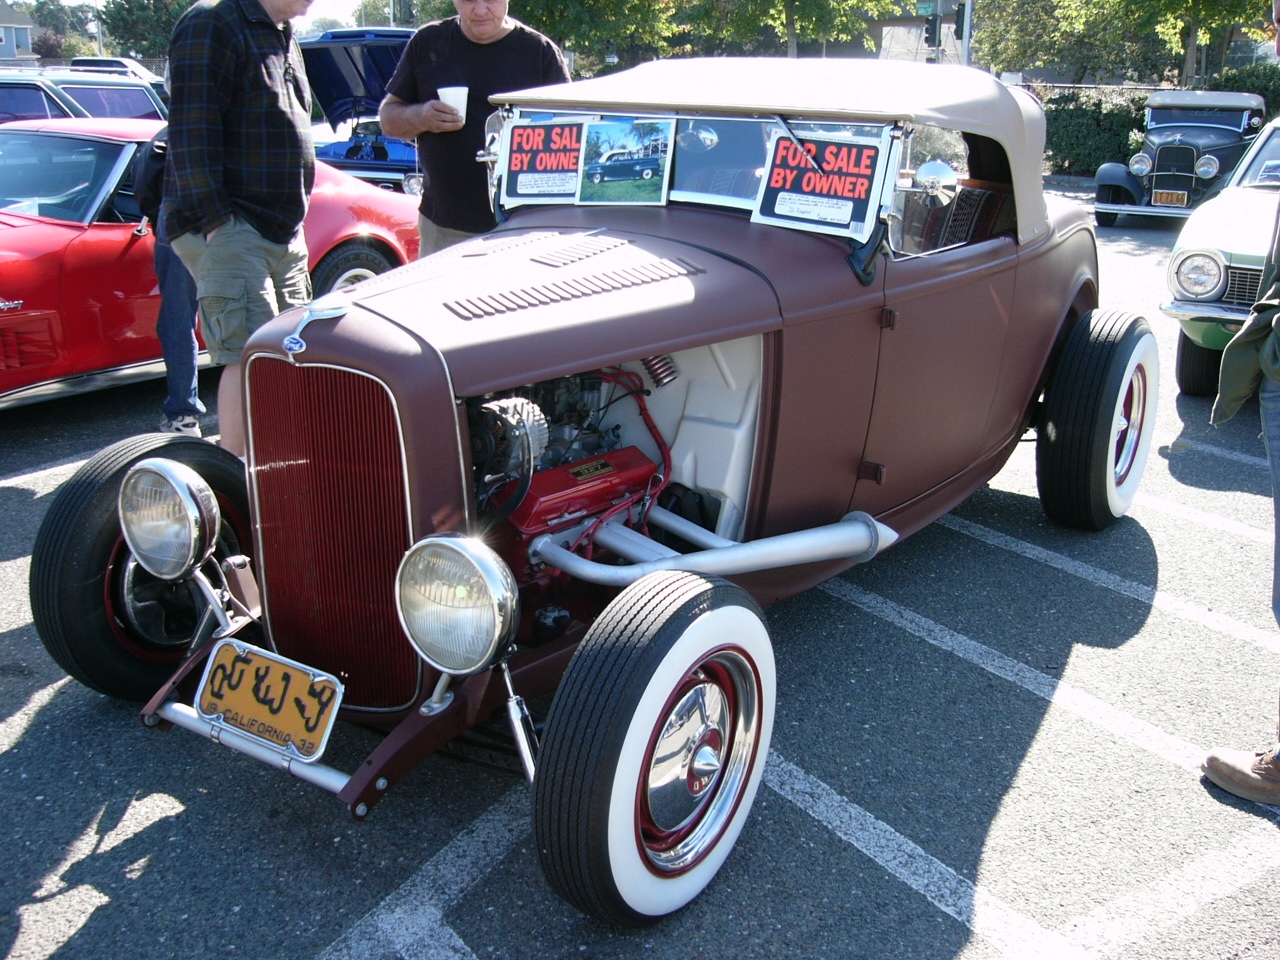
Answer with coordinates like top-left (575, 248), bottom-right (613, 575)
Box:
top-left (1152, 190), bottom-right (1188, 207)
top-left (196, 640), bottom-right (343, 762)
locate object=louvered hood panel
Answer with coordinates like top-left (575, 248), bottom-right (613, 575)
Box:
top-left (346, 215), bottom-right (788, 396)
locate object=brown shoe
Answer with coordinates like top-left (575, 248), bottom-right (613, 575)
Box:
top-left (1201, 746), bottom-right (1280, 804)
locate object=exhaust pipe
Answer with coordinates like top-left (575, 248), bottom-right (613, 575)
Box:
top-left (528, 510), bottom-right (897, 587)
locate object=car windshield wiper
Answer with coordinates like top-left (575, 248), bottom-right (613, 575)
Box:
top-left (773, 115), bottom-right (820, 170)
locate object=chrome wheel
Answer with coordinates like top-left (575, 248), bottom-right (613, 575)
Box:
top-left (641, 650), bottom-right (761, 874)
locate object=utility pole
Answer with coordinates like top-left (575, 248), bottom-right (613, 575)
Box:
top-left (958, 0), bottom-right (973, 65)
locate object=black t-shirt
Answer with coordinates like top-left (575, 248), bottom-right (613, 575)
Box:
top-left (386, 18), bottom-right (569, 233)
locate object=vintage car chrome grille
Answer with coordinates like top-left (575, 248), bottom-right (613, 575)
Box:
top-left (1154, 145), bottom-right (1195, 175)
top-left (1223, 267), bottom-right (1264, 308)
top-left (1152, 145), bottom-right (1196, 194)
top-left (246, 358), bottom-right (420, 712)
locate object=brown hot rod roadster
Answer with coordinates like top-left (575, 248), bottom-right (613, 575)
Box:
top-left (30, 57), bottom-right (1157, 926)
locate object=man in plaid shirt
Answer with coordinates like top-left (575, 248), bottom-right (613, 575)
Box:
top-left (165, 0), bottom-right (316, 457)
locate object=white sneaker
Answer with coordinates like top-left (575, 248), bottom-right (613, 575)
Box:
top-left (158, 416), bottom-right (202, 438)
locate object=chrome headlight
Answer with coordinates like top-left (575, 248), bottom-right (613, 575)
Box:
top-left (396, 534), bottom-right (519, 675)
top-left (1129, 153), bottom-right (1153, 177)
top-left (402, 173), bottom-right (424, 197)
top-left (1194, 155), bottom-right (1220, 179)
top-left (1172, 252), bottom-right (1226, 300)
top-left (118, 458), bottom-right (220, 580)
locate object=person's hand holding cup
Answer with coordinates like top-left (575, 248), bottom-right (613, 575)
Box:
top-left (436, 85), bottom-right (468, 125)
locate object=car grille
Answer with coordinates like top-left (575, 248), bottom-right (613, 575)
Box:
top-left (246, 357), bottom-right (420, 711)
top-left (1152, 145), bottom-right (1195, 195)
top-left (1223, 267), bottom-right (1264, 309)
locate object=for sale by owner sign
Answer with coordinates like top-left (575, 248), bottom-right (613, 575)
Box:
top-left (752, 128), bottom-right (894, 241)
top-left (500, 120), bottom-right (586, 206)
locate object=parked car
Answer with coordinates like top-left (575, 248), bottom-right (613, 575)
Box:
top-left (301, 27), bottom-right (422, 194)
top-left (585, 148), bottom-right (664, 183)
top-left (0, 69), bottom-right (167, 122)
top-left (0, 117), bottom-right (419, 410)
top-left (1161, 116), bottom-right (1280, 395)
top-left (67, 56), bottom-right (168, 101)
top-left (30, 59), bottom-right (1158, 926)
top-left (1094, 90), bottom-right (1264, 227)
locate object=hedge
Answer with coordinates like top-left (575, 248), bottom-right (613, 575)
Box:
top-left (1205, 63), bottom-right (1280, 119)
top-left (1042, 91), bottom-right (1147, 176)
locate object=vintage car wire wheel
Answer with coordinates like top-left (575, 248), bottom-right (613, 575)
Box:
top-left (311, 240), bottom-right (397, 295)
top-left (1036, 310), bottom-right (1159, 530)
top-left (1175, 330), bottom-right (1223, 398)
top-left (534, 571), bottom-right (775, 926)
top-left (30, 434), bottom-right (251, 701)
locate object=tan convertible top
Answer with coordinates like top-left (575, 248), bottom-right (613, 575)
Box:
top-left (1146, 90), bottom-right (1264, 111)
top-left (493, 57), bottom-right (1051, 244)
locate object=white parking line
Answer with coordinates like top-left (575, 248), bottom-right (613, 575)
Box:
top-left (821, 579), bottom-right (1205, 771)
top-left (0, 678), bottom-right (70, 756)
top-left (1060, 819), bottom-right (1280, 957)
top-left (939, 515), bottom-right (1280, 656)
top-left (1168, 438), bottom-right (1268, 469)
top-left (766, 754), bottom-right (1091, 960)
top-left (0, 456), bottom-right (88, 490)
top-left (1134, 492), bottom-right (1272, 544)
top-left (317, 785), bottom-right (530, 960)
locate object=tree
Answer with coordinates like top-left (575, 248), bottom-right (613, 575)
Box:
top-left (310, 16), bottom-right (349, 32)
top-left (678, 0), bottom-right (903, 59)
top-left (1059, 0), bottom-right (1260, 86)
top-left (27, 0), bottom-right (95, 37)
top-left (31, 31), bottom-right (65, 58)
top-left (971, 0), bottom-right (1176, 83)
top-left (100, 0), bottom-right (192, 57)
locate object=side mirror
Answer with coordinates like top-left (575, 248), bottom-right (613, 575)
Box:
top-left (913, 159), bottom-right (959, 208)
top-left (677, 122), bottom-right (720, 153)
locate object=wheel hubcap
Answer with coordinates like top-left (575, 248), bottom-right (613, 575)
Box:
top-left (639, 649), bottom-right (761, 874)
top-left (1113, 363), bottom-right (1148, 485)
top-left (647, 682), bottom-right (728, 831)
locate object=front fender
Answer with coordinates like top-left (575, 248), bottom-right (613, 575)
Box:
top-left (1094, 163), bottom-right (1142, 205)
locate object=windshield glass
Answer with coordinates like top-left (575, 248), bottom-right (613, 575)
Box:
top-left (1237, 129), bottom-right (1280, 188)
top-left (0, 131), bottom-right (126, 222)
top-left (1148, 107), bottom-right (1247, 131)
top-left (61, 84), bottom-right (162, 120)
top-left (502, 109), bottom-right (894, 240)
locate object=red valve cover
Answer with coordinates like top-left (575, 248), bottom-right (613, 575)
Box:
top-left (503, 446), bottom-right (658, 537)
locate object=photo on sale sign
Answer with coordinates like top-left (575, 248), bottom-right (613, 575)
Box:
top-left (577, 118), bottom-right (676, 205)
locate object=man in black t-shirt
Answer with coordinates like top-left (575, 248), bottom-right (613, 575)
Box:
top-left (379, 0), bottom-right (569, 256)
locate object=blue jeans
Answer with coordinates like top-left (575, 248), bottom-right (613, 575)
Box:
top-left (154, 208), bottom-right (205, 419)
top-left (1259, 376), bottom-right (1280, 628)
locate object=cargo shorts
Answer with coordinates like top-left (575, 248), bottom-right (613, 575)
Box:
top-left (171, 215), bottom-right (310, 366)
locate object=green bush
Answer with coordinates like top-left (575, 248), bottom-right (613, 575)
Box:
top-left (1205, 63), bottom-right (1280, 119)
top-left (1043, 91), bottom-right (1147, 176)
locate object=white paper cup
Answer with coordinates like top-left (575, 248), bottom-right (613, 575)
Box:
top-left (437, 86), bottom-right (468, 123)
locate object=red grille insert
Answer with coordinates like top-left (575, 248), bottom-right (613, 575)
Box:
top-left (247, 358), bottom-right (420, 710)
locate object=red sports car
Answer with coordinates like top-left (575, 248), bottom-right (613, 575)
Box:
top-left (0, 117), bottom-right (419, 409)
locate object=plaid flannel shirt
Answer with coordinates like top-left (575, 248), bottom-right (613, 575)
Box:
top-left (163, 0), bottom-right (314, 245)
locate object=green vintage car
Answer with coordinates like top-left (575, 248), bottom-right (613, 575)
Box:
top-left (1162, 116), bottom-right (1280, 395)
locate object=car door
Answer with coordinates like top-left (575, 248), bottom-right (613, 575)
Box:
top-left (61, 221), bottom-right (161, 375)
top-left (851, 129), bottom-right (1019, 518)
